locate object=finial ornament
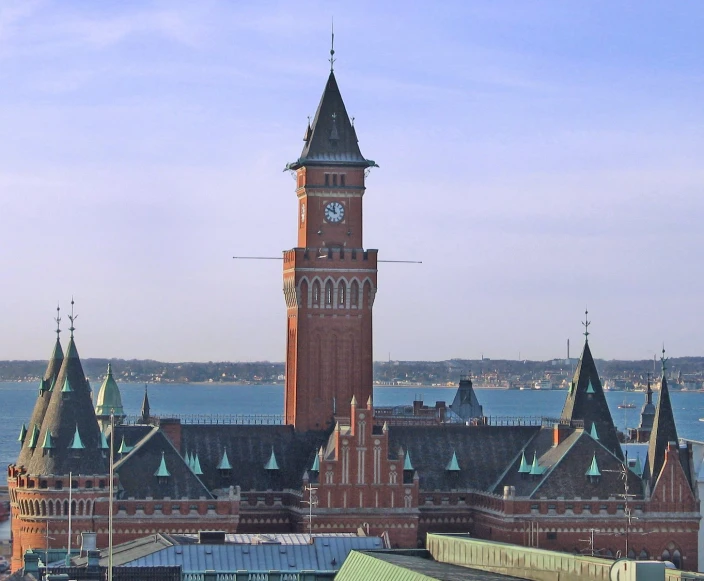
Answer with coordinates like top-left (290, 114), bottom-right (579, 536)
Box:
top-left (661, 344), bottom-right (668, 374)
top-left (54, 302), bottom-right (61, 339)
top-left (582, 308), bottom-right (590, 341)
top-left (329, 18), bottom-right (335, 72)
top-left (68, 297), bottom-right (78, 339)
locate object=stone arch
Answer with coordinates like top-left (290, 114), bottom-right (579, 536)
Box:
top-left (324, 279), bottom-right (334, 306)
top-left (363, 280), bottom-right (373, 308)
top-left (63, 500), bottom-right (69, 516)
top-left (337, 279), bottom-right (347, 307)
top-left (86, 499), bottom-right (92, 516)
top-left (312, 278), bottom-right (322, 307)
top-left (78, 499), bottom-right (84, 515)
top-left (298, 277), bottom-right (309, 308)
top-left (672, 549), bottom-right (682, 569)
top-left (48, 500), bottom-right (54, 516)
top-left (71, 500), bottom-right (76, 516)
top-left (40, 500), bottom-right (46, 516)
top-left (350, 279), bottom-right (360, 308)
top-left (33, 499), bottom-right (39, 516)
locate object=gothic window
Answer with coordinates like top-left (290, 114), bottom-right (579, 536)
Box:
top-left (672, 550), bottom-right (682, 569)
top-left (350, 281), bottom-right (359, 307)
top-left (325, 281), bottom-right (333, 306)
top-left (325, 471), bottom-right (334, 484)
top-left (332, 174), bottom-right (338, 186)
top-left (312, 281), bottom-right (321, 306)
top-left (639, 549), bottom-right (649, 560)
top-left (338, 282), bottom-right (346, 307)
top-left (325, 174), bottom-right (329, 186)
top-left (340, 174), bottom-right (346, 186)
top-left (389, 471), bottom-right (397, 485)
top-left (48, 500), bottom-right (54, 516)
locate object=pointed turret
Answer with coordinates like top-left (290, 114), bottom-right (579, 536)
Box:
top-left (638, 375), bottom-right (656, 435)
top-left (192, 453), bottom-right (203, 476)
top-left (154, 451), bottom-right (171, 478)
top-left (446, 450), bottom-right (461, 472)
top-left (26, 329), bottom-right (108, 476)
top-left (140, 384), bottom-right (151, 424)
top-left (286, 72), bottom-right (377, 170)
top-left (217, 449), bottom-right (232, 471)
top-left (529, 452), bottom-right (545, 476)
top-left (264, 447), bottom-right (280, 471)
top-left (95, 363), bottom-right (126, 432)
top-left (647, 357), bottom-right (679, 485)
top-left (585, 453), bottom-right (601, 480)
top-left (518, 451), bottom-right (530, 475)
top-left (561, 333), bottom-right (623, 460)
top-left (17, 328), bottom-right (64, 467)
top-left (450, 376), bottom-right (483, 421)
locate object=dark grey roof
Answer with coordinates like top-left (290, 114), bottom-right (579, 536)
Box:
top-left (647, 375), bottom-right (679, 485)
top-left (71, 533), bottom-right (175, 567)
top-left (114, 427), bottom-right (213, 500)
top-left (287, 72), bottom-right (376, 169)
top-left (17, 338), bottom-right (64, 467)
top-left (387, 425), bottom-right (540, 491)
top-left (449, 378), bottom-right (483, 420)
top-left (26, 338), bottom-right (109, 476)
top-left (123, 536), bottom-right (383, 571)
top-left (180, 424), bottom-right (328, 491)
top-left (638, 380), bottom-right (656, 431)
top-left (560, 340), bottom-right (623, 460)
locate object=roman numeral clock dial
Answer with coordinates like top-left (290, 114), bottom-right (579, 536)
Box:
top-left (324, 201), bottom-right (345, 223)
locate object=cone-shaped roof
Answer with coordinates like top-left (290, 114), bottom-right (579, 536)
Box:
top-left (118, 435), bottom-right (133, 454)
top-left (18, 424), bottom-right (27, 444)
top-left (518, 451), bottom-right (530, 474)
top-left (311, 452), bottom-right (320, 472)
top-left (69, 425), bottom-right (85, 450)
top-left (140, 385), bottom-right (150, 423)
top-left (404, 450), bottom-right (414, 471)
top-left (27, 424), bottom-right (40, 449)
top-left (585, 453), bottom-right (601, 477)
top-left (154, 451), bottom-right (171, 477)
top-left (100, 432), bottom-right (109, 450)
top-left (95, 363), bottom-right (125, 417)
top-left (264, 446), bottom-right (280, 470)
top-left (647, 373), bottom-right (679, 484)
top-left (445, 450), bottom-right (460, 471)
top-left (41, 430), bottom-right (55, 449)
top-left (27, 337), bottom-right (108, 475)
top-left (217, 448), bottom-right (232, 470)
top-left (529, 452), bottom-right (545, 476)
top-left (286, 72), bottom-right (377, 170)
top-left (193, 453), bottom-right (203, 475)
top-left (589, 422), bottom-right (599, 440)
top-left (632, 454), bottom-right (643, 477)
top-left (17, 338), bottom-right (64, 467)
top-left (561, 340), bottom-right (623, 459)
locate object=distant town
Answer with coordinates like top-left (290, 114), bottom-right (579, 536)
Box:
top-left (2, 356), bottom-right (704, 390)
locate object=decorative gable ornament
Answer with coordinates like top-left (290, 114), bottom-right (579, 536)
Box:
top-left (586, 380), bottom-right (595, 394)
top-left (41, 431), bottom-right (55, 449)
top-left (404, 450), bottom-right (414, 472)
top-left (264, 447), bottom-right (280, 471)
top-left (518, 451), bottom-right (530, 474)
top-left (69, 425), bottom-right (85, 450)
top-left (590, 422), bottom-right (599, 440)
top-left (117, 435), bottom-right (132, 455)
top-left (154, 451), bottom-right (171, 480)
top-left (529, 452), bottom-right (545, 476)
top-left (28, 424), bottom-right (40, 449)
top-left (18, 424), bottom-right (27, 444)
top-left (217, 449), bottom-right (232, 471)
top-left (193, 453), bottom-right (204, 476)
top-left (446, 451), bottom-right (461, 472)
top-left (100, 432), bottom-right (110, 450)
top-left (311, 452), bottom-right (320, 473)
top-left (586, 453), bottom-right (601, 482)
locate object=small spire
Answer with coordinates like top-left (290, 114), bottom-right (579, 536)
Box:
top-left (329, 18), bottom-right (335, 72)
top-left (69, 425), bottom-right (85, 450)
top-left (366, 395), bottom-right (373, 409)
top-left (590, 422), bottom-right (599, 440)
top-left (217, 448), bottom-right (232, 471)
top-left (661, 344), bottom-right (668, 375)
top-left (41, 430), bottom-right (55, 449)
top-left (518, 451), bottom-right (530, 474)
top-left (117, 435), bottom-right (132, 454)
top-left (264, 446), bottom-right (280, 470)
top-left (54, 302), bottom-right (61, 340)
top-left (141, 384), bottom-right (151, 423)
top-left (154, 451), bottom-right (171, 478)
top-left (18, 424), bottom-right (27, 444)
top-left (404, 450), bottom-right (414, 471)
top-left (68, 297), bottom-right (77, 339)
top-left (646, 373), bottom-right (653, 405)
top-left (582, 308), bottom-right (590, 341)
top-left (446, 450), bottom-right (461, 472)
top-left (632, 454), bottom-right (643, 477)
top-left (585, 453), bottom-right (601, 477)
top-left (586, 379), bottom-right (595, 394)
top-left (311, 451), bottom-right (320, 472)
top-left (382, 421), bottom-right (388, 433)
top-left (193, 453), bottom-right (204, 475)
top-left (61, 377), bottom-right (73, 393)
top-left (100, 432), bottom-right (109, 450)
top-left (28, 424), bottom-right (40, 449)
top-left (350, 394), bottom-right (357, 407)
top-left (529, 452), bottom-right (544, 476)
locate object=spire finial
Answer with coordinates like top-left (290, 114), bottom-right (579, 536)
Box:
top-left (68, 297), bottom-right (77, 339)
top-left (54, 302), bottom-right (62, 340)
top-left (329, 18), bottom-right (335, 72)
top-left (661, 344), bottom-right (668, 375)
top-left (582, 308), bottom-right (590, 341)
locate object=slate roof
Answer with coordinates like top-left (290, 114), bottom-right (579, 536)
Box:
top-left (647, 374), bottom-right (679, 485)
top-left (26, 338), bottom-right (109, 476)
top-left (387, 425), bottom-right (540, 491)
top-left (17, 338), bottom-right (63, 467)
top-left (560, 340), bottom-right (623, 460)
top-left (180, 424), bottom-right (328, 491)
top-left (113, 427), bottom-right (213, 500)
top-left (449, 378), bottom-right (483, 420)
top-left (496, 427), bottom-right (643, 499)
top-left (286, 72), bottom-right (376, 169)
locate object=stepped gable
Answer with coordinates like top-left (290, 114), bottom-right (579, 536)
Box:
top-left (560, 339), bottom-right (623, 460)
top-left (180, 424), bottom-right (328, 491)
top-left (17, 337), bottom-right (64, 467)
top-left (386, 425), bottom-right (540, 491)
top-left (113, 427), bottom-right (213, 500)
top-left (647, 373), bottom-right (679, 485)
top-left (286, 72), bottom-right (377, 170)
top-left (26, 337), bottom-right (108, 476)
top-left (497, 427), bottom-right (642, 499)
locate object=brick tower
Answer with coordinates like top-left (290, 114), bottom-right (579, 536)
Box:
top-left (283, 65), bottom-right (378, 431)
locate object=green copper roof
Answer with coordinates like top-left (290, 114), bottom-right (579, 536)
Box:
top-left (61, 377), bottom-right (73, 393)
top-left (154, 451), bottom-right (171, 477)
top-left (529, 452), bottom-right (545, 476)
top-left (193, 453), bottom-right (203, 475)
top-left (38, 378), bottom-right (47, 395)
top-left (217, 449), bottom-right (232, 470)
top-left (18, 424), bottom-right (27, 443)
top-left (100, 432), bottom-right (109, 450)
top-left (264, 447), bottom-right (280, 470)
top-left (632, 454), bottom-right (643, 477)
top-left (28, 424), bottom-right (40, 448)
top-left (186, 452), bottom-right (193, 470)
top-left (445, 450), bottom-right (460, 471)
top-left (585, 453), bottom-right (601, 477)
top-left (311, 452), bottom-right (320, 472)
top-left (42, 431), bottom-right (55, 449)
top-left (518, 451), bottom-right (530, 474)
top-left (117, 435), bottom-right (133, 454)
top-left (586, 380), bottom-right (595, 394)
top-left (69, 426), bottom-right (85, 450)
top-left (95, 363), bottom-right (125, 417)
top-left (590, 422), bottom-right (599, 440)
top-left (48, 377), bottom-right (56, 392)
top-left (403, 450), bottom-right (414, 471)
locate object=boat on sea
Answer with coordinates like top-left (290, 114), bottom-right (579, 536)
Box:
top-left (618, 402), bottom-right (636, 409)
top-left (534, 379), bottom-right (553, 390)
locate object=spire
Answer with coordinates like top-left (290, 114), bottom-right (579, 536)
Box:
top-left (27, 425), bottom-right (40, 449)
top-left (518, 451), bottom-right (530, 474)
top-left (561, 316), bottom-right (623, 460)
top-left (329, 19), bottom-right (335, 73)
top-left (585, 453), bottom-right (601, 477)
top-left (61, 377), bottom-right (73, 393)
top-left (632, 454), bottom-right (644, 477)
top-left (95, 363), bottom-right (125, 419)
top-left (18, 424), bottom-right (27, 444)
top-left (100, 432), bottom-right (109, 450)
top-left (117, 435), bottom-right (132, 455)
top-left (286, 69), bottom-right (377, 170)
top-left (68, 297), bottom-right (77, 340)
top-left (529, 452), bottom-right (545, 476)
top-left (445, 450), bottom-right (460, 472)
top-left (193, 453), bottom-right (204, 476)
top-left (582, 308), bottom-right (590, 342)
top-left (404, 450), bottom-right (414, 471)
top-left (217, 449), bottom-right (232, 471)
top-left (647, 346), bottom-right (679, 484)
top-left (141, 385), bottom-right (151, 424)
top-left (41, 430), bottom-right (55, 450)
top-left (589, 422), bottom-right (599, 440)
top-left (154, 451), bottom-right (171, 477)
top-left (264, 446), bottom-right (280, 470)
top-left (69, 425), bottom-right (85, 450)
top-left (311, 451), bottom-right (320, 472)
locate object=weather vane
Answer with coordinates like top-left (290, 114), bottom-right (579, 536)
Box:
top-left (68, 297), bottom-right (78, 339)
top-left (54, 302), bottom-right (61, 339)
top-left (661, 344), bottom-right (668, 374)
top-left (582, 308), bottom-right (590, 340)
top-left (329, 18), bottom-right (335, 72)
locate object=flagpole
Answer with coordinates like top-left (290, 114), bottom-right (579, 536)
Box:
top-left (108, 410), bottom-right (115, 581)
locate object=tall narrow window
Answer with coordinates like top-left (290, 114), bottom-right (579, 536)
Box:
top-left (332, 174), bottom-right (338, 186)
top-left (325, 281), bottom-right (333, 305)
top-left (324, 174), bottom-right (330, 186)
top-left (338, 282), bottom-right (346, 307)
top-left (350, 281), bottom-right (359, 307)
top-left (340, 174), bottom-right (346, 186)
top-left (312, 281), bottom-right (321, 306)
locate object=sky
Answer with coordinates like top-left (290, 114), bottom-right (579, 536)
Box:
top-left (1, 1), bottom-right (703, 363)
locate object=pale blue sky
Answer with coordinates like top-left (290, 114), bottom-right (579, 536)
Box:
top-left (1, 1), bottom-right (702, 362)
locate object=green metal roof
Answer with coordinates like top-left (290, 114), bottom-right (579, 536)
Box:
top-left (154, 452), bottom-right (171, 477)
top-left (42, 430), bottom-right (55, 449)
top-left (118, 435), bottom-right (133, 454)
top-left (264, 447), bottom-right (280, 470)
top-left (28, 424), bottom-right (40, 448)
top-left (585, 453), bottom-right (601, 477)
top-left (529, 452), bottom-right (545, 476)
top-left (100, 432), bottom-right (110, 450)
top-left (18, 424), bottom-right (27, 443)
top-left (95, 363), bottom-right (125, 417)
top-left (192, 453), bottom-right (203, 475)
top-left (586, 380), bottom-right (595, 394)
top-left (404, 450), bottom-right (414, 471)
top-left (632, 454), bottom-right (643, 477)
top-left (69, 425), bottom-right (85, 450)
top-left (61, 377), bottom-right (73, 393)
top-left (517, 451), bottom-right (530, 474)
top-left (311, 452), bottom-right (320, 472)
top-left (589, 422), bottom-right (599, 440)
top-left (38, 378), bottom-right (47, 394)
top-left (445, 450), bottom-right (460, 471)
top-left (217, 448), bottom-right (232, 470)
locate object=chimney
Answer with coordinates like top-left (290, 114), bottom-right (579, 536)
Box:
top-left (553, 423), bottom-right (569, 447)
top-left (159, 418), bottom-right (182, 450)
top-left (87, 549), bottom-right (100, 574)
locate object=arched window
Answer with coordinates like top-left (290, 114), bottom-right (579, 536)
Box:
top-left (338, 281), bottom-right (346, 307)
top-left (350, 281), bottom-right (359, 307)
top-left (672, 550), bottom-right (681, 569)
top-left (662, 549), bottom-right (670, 561)
top-left (325, 280), bottom-right (333, 305)
top-left (40, 501), bottom-right (46, 516)
top-left (48, 500), bottom-right (54, 516)
top-left (312, 281), bottom-right (321, 306)
top-left (639, 549), bottom-right (649, 560)
top-left (299, 279), bottom-right (308, 307)
top-left (63, 500), bottom-right (69, 516)
top-left (71, 500), bottom-right (76, 516)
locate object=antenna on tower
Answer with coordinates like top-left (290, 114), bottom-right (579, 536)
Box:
top-left (68, 297), bottom-right (78, 339)
top-left (55, 303), bottom-right (62, 340)
top-left (329, 18), bottom-right (336, 72)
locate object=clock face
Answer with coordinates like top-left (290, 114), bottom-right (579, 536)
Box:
top-left (324, 201), bottom-right (345, 223)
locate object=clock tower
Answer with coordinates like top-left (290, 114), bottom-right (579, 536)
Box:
top-left (283, 70), bottom-right (378, 431)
